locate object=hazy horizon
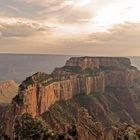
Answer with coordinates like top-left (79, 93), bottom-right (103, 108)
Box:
top-left (0, 53), bottom-right (139, 83)
top-left (0, 52), bottom-right (140, 57)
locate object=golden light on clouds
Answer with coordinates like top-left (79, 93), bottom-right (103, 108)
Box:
top-left (75, 0), bottom-right (91, 6)
top-left (94, 0), bottom-right (140, 30)
top-left (0, 0), bottom-right (140, 55)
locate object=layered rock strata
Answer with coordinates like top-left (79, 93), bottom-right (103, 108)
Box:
top-left (1, 57), bottom-right (140, 138)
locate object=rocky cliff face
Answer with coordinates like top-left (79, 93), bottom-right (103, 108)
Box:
top-left (1, 57), bottom-right (140, 139)
top-left (65, 57), bottom-right (131, 70)
top-left (0, 80), bottom-right (18, 103)
top-left (10, 73), bottom-right (105, 117)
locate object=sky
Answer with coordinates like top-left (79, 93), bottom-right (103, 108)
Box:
top-left (0, 0), bottom-right (140, 56)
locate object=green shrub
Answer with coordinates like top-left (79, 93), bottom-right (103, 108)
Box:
top-left (14, 113), bottom-right (70, 140)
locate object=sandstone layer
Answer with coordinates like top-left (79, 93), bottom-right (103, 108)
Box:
top-left (0, 80), bottom-right (18, 103)
top-left (1, 57), bottom-right (140, 139)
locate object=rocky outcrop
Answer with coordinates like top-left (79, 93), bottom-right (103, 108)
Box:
top-left (12, 72), bottom-right (105, 117)
top-left (0, 80), bottom-right (18, 103)
top-left (105, 70), bottom-right (139, 87)
top-left (105, 123), bottom-right (140, 140)
top-left (13, 57), bottom-right (128, 117)
top-left (65, 57), bottom-right (132, 70)
top-left (12, 57), bottom-right (126, 117)
top-left (1, 57), bottom-right (140, 139)
top-left (53, 57), bottom-right (129, 76)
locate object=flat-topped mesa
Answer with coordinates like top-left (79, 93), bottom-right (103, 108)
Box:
top-left (67, 57), bottom-right (131, 65)
top-left (10, 57), bottom-right (139, 119)
top-left (52, 57), bottom-right (137, 78)
top-left (65, 57), bottom-right (135, 70)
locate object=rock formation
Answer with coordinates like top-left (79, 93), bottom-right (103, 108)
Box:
top-left (0, 57), bottom-right (140, 140)
top-left (10, 57), bottom-right (138, 116)
top-left (0, 80), bottom-right (18, 104)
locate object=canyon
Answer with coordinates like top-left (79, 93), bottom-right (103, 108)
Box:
top-left (0, 57), bottom-right (140, 140)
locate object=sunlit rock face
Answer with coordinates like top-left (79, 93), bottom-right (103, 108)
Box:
top-left (65, 57), bottom-right (131, 69)
top-left (1, 57), bottom-right (140, 139)
top-left (0, 80), bottom-right (18, 104)
top-left (7, 57), bottom-right (140, 117)
top-left (11, 73), bottom-right (105, 117)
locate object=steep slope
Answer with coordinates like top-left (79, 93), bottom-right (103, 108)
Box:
top-left (0, 80), bottom-right (18, 103)
top-left (1, 57), bottom-right (140, 139)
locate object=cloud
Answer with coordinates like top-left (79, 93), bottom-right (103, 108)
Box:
top-left (0, 0), bottom-right (139, 56)
top-left (0, 0), bottom-right (93, 24)
top-left (52, 22), bottom-right (140, 56)
top-left (0, 22), bottom-right (140, 56)
top-left (0, 19), bottom-right (52, 37)
top-left (36, 0), bottom-right (93, 24)
top-left (39, 5), bottom-right (92, 24)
